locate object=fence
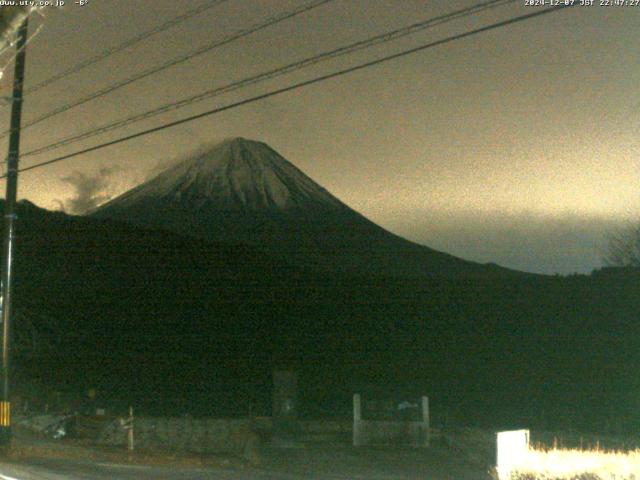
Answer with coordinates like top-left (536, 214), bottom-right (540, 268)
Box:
top-left (95, 416), bottom-right (258, 454)
top-left (352, 394), bottom-right (430, 447)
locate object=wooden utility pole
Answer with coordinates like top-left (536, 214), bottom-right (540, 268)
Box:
top-left (0, 17), bottom-right (28, 448)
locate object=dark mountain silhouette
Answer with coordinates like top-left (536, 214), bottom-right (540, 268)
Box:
top-left (91, 137), bottom-right (524, 278)
top-left (4, 201), bottom-right (640, 430)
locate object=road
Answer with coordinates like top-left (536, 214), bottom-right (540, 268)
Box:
top-left (0, 443), bottom-right (493, 479)
top-left (0, 458), bottom-right (302, 480)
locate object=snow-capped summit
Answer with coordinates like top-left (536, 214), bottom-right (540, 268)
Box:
top-left (92, 138), bottom-right (518, 278)
top-left (108, 137), bottom-right (344, 213)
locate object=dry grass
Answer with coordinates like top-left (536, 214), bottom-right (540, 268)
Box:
top-left (8, 434), bottom-right (241, 469)
top-left (509, 446), bottom-right (640, 480)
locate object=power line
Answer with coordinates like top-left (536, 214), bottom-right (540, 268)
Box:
top-left (22, 0), bottom-right (514, 158)
top-left (4, 4), bottom-right (576, 179)
top-left (11, 0), bottom-right (230, 98)
top-left (0, 0), bottom-right (334, 138)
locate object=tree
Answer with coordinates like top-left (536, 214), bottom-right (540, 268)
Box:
top-left (604, 223), bottom-right (640, 267)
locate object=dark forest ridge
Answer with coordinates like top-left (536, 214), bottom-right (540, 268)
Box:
top-left (7, 197), bottom-right (640, 427)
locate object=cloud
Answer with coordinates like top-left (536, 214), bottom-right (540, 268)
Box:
top-left (57, 166), bottom-right (122, 215)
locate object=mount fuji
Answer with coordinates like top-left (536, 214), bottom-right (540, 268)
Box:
top-left (91, 137), bottom-right (518, 278)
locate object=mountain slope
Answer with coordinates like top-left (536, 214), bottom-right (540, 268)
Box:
top-left (92, 137), bottom-right (520, 278)
top-left (11, 199), bottom-right (317, 414)
top-left (8, 201), bottom-right (640, 428)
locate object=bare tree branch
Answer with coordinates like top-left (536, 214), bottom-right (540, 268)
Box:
top-left (603, 222), bottom-right (640, 267)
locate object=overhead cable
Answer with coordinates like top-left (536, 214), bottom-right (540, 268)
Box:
top-left (22, 0), bottom-right (513, 158)
top-left (18, 0), bottom-right (231, 97)
top-left (6, 4), bottom-right (576, 178)
top-left (0, 0), bottom-right (334, 136)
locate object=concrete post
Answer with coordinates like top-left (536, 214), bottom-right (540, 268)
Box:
top-left (353, 394), bottom-right (362, 447)
top-left (272, 371), bottom-right (298, 420)
top-left (127, 406), bottom-right (134, 452)
top-left (272, 370), bottom-right (299, 445)
top-left (421, 396), bottom-right (430, 447)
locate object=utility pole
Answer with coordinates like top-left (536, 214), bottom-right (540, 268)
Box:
top-left (0, 17), bottom-right (28, 448)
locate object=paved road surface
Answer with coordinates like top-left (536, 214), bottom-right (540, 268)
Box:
top-left (0, 458), bottom-right (300, 480)
top-left (0, 444), bottom-right (493, 479)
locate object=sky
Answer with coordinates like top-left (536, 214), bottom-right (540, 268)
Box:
top-left (0, 0), bottom-right (637, 275)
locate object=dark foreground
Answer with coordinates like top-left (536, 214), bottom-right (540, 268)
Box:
top-left (0, 443), bottom-right (492, 480)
